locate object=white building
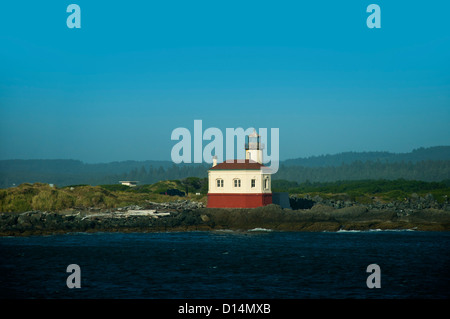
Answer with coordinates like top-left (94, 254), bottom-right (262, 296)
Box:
top-left (207, 130), bottom-right (272, 208)
top-left (119, 181), bottom-right (138, 187)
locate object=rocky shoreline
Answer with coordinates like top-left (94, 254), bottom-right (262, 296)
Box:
top-left (289, 192), bottom-right (450, 211)
top-left (1, 197), bottom-right (449, 236)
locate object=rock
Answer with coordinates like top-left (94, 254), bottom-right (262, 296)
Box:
top-left (2, 193), bottom-right (450, 236)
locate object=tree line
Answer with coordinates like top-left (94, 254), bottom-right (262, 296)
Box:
top-left (1, 160), bottom-right (449, 189)
top-left (1, 146), bottom-right (450, 188)
top-left (273, 160), bottom-right (450, 183)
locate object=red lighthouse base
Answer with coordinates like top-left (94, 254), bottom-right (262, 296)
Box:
top-left (207, 193), bottom-right (272, 208)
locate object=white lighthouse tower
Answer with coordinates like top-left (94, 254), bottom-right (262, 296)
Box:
top-left (245, 130), bottom-right (263, 164)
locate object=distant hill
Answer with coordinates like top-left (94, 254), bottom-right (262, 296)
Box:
top-left (0, 159), bottom-right (174, 174)
top-left (275, 160), bottom-right (450, 183)
top-left (283, 146), bottom-right (450, 167)
top-left (1, 146), bottom-right (449, 188)
top-left (276, 146), bottom-right (450, 183)
top-left (0, 159), bottom-right (195, 188)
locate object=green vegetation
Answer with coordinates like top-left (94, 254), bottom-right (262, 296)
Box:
top-left (272, 178), bottom-right (449, 194)
top-left (1, 177), bottom-right (449, 213)
top-left (0, 183), bottom-right (121, 212)
top-left (1, 147), bottom-right (450, 188)
top-left (272, 179), bottom-right (450, 203)
top-left (0, 178), bottom-right (209, 213)
top-left (98, 177), bottom-right (208, 195)
top-left (274, 160), bottom-right (450, 183)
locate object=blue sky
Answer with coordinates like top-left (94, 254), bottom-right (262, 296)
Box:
top-left (1, 1), bottom-right (449, 163)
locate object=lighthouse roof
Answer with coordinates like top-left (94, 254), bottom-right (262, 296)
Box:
top-left (209, 159), bottom-right (266, 170)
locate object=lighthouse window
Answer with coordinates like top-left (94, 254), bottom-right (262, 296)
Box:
top-left (234, 179), bottom-right (241, 188)
top-left (264, 178), bottom-right (269, 189)
top-left (251, 179), bottom-right (256, 188)
top-left (216, 179), bottom-right (223, 188)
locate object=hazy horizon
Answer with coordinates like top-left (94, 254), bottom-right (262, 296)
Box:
top-left (1, 145), bottom-right (448, 164)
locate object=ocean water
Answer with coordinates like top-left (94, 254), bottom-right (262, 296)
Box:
top-left (0, 230), bottom-right (449, 299)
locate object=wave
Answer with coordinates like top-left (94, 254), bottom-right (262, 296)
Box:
top-left (369, 228), bottom-right (417, 232)
top-left (248, 228), bottom-right (273, 232)
top-left (336, 228), bottom-right (417, 233)
top-left (337, 229), bottom-right (361, 233)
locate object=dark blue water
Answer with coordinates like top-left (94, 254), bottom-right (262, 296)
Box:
top-left (0, 230), bottom-right (449, 299)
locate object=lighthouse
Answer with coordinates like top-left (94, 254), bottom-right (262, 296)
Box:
top-left (207, 130), bottom-right (272, 208)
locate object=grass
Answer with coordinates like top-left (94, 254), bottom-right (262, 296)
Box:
top-left (1, 178), bottom-right (448, 212)
top-left (274, 179), bottom-right (450, 204)
top-left (0, 182), bottom-right (207, 213)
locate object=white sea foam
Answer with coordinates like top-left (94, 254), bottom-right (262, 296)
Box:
top-left (337, 229), bottom-right (361, 233)
top-left (370, 228), bottom-right (417, 232)
top-left (337, 228), bottom-right (417, 233)
top-left (248, 228), bottom-right (273, 232)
